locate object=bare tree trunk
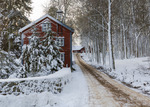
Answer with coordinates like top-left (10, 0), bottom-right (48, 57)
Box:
top-left (122, 24), bottom-right (127, 59)
top-left (108, 0), bottom-right (115, 70)
top-left (135, 32), bottom-right (140, 57)
top-left (102, 19), bottom-right (106, 65)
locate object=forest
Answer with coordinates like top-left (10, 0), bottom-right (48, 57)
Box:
top-left (74, 0), bottom-right (150, 70)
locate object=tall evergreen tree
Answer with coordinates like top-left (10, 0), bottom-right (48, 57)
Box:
top-left (0, 50), bottom-right (26, 79)
top-left (22, 28), bottom-right (63, 75)
top-left (0, 0), bottom-right (32, 52)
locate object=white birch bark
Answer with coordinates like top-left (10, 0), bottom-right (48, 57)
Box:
top-left (108, 0), bottom-right (115, 70)
top-left (102, 19), bottom-right (106, 65)
top-left (122, 24), bottom-right (127, 59)
top-left (135, 32), bottom-right (141, 57)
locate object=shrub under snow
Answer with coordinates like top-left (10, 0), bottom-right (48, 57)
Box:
top-left (0, 68), bottom-right (71, 95)
top-left (0, 50), bottom-right (26, 79)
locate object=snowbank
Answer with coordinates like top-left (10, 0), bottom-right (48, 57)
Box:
top-left (106, 57), bottom-right (150, 95)
top-left (0, 68), bottom-right (71, 95)
top-left (0, 92), bottom-right (58, 107)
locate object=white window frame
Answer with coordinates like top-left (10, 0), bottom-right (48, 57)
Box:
top-left (60, 52), bottom-right (65, 62)
top-left (56, 37), bottom-right (64, 46)
top-left (27, 37), bottom-right (31, 44)
top-left (42, 22), bottom-right (51, 32)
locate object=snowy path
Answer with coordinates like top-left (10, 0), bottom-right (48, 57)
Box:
top-left (79, 63), bottom-right (120, 107)
top-left (76, 54), bottom-right (150, 107)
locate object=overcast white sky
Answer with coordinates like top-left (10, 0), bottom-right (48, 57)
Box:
top-left (29, 0), bottom-right (50, 21)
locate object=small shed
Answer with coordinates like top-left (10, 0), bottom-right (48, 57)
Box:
top-left (72, 46), bottom-right (85, 53)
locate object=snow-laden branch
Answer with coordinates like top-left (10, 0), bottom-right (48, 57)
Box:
top-left (110, 0), bottom-right (115, 5)
top-left (92, 8), bottom-right (108, 24)
top-left (88, 17), bottom-right (108, 32)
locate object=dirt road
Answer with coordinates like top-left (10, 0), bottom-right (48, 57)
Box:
top-left (75, 54), bottom-right (150, 107)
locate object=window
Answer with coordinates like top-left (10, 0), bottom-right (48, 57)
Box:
top-left (56, 37), bottom-right (64, 46)
top-left (57, 25), bottom-right (63, 36)
top-left (28, 37), bottom-right (31, 44)
top-left (42, 22), bottom-right (51, 32)
top-left (60, 52), bottom-right (65, 61)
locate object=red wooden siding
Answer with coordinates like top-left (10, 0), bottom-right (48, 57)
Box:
top-left (20, 16), bottom-right (73, 67)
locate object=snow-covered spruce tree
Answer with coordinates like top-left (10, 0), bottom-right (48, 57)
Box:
top-left (41, 31), bottom-right (63, 73)
top-left (0, 0), bottom-right (32, 52)
top-left (12, 36), bottom-right (22, 58)
top-left (22, 29), bottom-right (63, 76)
top-left (0, 50), bottom-right (26, 79)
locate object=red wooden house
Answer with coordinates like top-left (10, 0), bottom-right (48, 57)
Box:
top-left (19, 14), bottom-right (74, 68)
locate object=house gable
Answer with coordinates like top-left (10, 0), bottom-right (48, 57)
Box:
top-left (19, 14), bottom-right (74, 33)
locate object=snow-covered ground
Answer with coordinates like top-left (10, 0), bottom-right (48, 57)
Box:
top-left (81, 53), bottom-right (150, 96)
top-left (57, 63), bottom-right (88, 107)
top-left (0, 57), bottom-right (89, 107)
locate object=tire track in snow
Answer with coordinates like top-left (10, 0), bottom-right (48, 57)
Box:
top-left (76, 54), bottom-right (150, 107)
top-left (75, 54), bottom-right (120, 107)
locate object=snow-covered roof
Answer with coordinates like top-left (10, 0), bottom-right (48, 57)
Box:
top-left (72, 46), bottom-right (83, 51)
top-left (19, 14), bottom-right (74, 33)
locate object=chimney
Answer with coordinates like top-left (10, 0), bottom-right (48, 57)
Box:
top-left (56, 10), bottom-right (63, 22)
